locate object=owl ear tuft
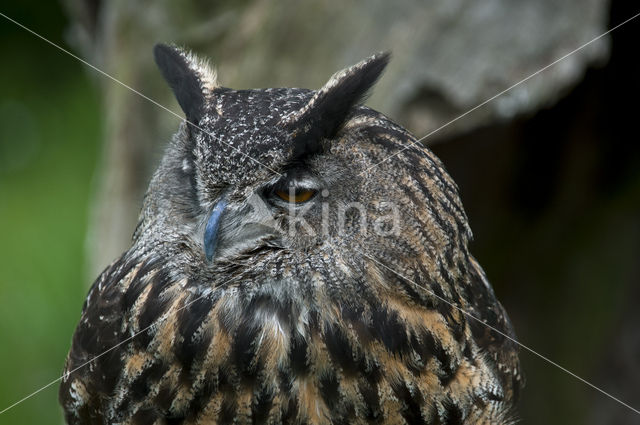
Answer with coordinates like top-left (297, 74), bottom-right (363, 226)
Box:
top-left (284, 52), bottom-right (391, 159)
top-left (153, 44), bottom-right (218, 123)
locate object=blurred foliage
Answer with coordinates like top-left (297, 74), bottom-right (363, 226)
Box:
top-left (0, 2), bottom-right (100, 424)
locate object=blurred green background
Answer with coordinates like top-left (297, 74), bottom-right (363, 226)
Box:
top-left (1, 1), bottom-right (639, 424)
top-left (0, 3), bottom-right (100, 424)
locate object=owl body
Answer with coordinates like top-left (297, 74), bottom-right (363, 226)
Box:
top-left (60, 46), bottom-right (522, 424)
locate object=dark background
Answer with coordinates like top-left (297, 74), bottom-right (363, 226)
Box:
top-left (434, 2), bottom-right (640, 421)
top-left (0, 1), bottom-right (638, 424)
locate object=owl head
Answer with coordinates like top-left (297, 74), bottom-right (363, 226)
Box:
top-left (139, 44), bottom-right (471, 297)
top-left (60, 46), bottom-right (521, 424)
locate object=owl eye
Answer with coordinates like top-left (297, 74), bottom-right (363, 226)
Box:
top-left (275, 188), bottom-right (316, 203)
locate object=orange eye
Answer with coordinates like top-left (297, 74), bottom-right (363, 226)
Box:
top-left (275, 188), bottom-right (316, 203)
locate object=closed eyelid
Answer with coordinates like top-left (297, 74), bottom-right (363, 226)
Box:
top-left (273, 175), bottom-right (318, 191)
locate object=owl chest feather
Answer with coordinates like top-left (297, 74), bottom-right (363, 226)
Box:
top-left (61, 256), bottom-right (514, 424)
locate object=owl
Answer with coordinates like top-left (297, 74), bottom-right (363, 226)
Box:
top-left (59, 44), bottom-right (522, 424)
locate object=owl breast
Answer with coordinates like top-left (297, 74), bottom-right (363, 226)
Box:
top-left (61, 244), bottom-right (516, 425)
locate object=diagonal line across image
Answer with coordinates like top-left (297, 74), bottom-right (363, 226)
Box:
top-left (1, 7), bottom-right (639, 420)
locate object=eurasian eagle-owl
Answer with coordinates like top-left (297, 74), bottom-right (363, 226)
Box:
top-left (60, 44), bottom-right (522, 424)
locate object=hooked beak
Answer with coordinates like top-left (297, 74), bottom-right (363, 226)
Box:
top-left (204, 198), bottom-right (227, 261)
top-left (204, 194), bottom-right (281, 263)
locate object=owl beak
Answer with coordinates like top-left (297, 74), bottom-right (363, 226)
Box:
top-left (204, 198), bottom-right (228, 261)
top-left (205, 193), bottom-right (282, 262)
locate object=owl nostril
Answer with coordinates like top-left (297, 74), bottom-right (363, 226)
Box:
top-left (204, 198), bottom-right (228, 261)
